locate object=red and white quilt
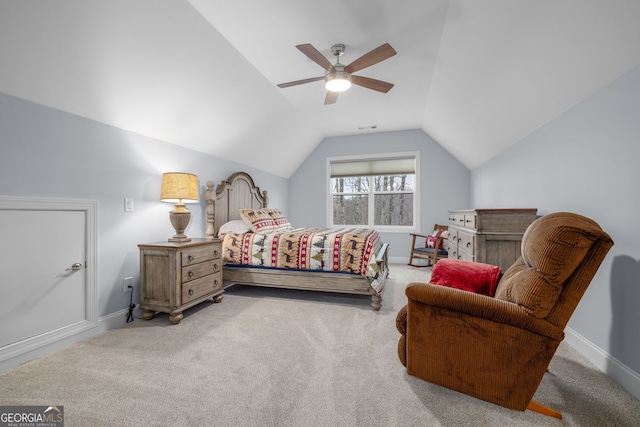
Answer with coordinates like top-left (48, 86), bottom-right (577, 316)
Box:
top-left (222, 227), bottom-right (385, 294)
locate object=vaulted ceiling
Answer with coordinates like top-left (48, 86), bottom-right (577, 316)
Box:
top-left (1, 1), bottom-right (639, 178)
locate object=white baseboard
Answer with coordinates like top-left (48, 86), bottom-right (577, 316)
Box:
top-left (0, 308), bottom-right (130, 374)
top-left (565, 327), bottom-right (640, 400)
top-left (98, 307), bottom-right (131, 332)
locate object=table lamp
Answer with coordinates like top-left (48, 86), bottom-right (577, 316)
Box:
top-left (160, 172), bottom-right (199, 242)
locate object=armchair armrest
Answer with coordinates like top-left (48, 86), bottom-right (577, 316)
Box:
top-left (409, 232), bottom-right (431, 238)
top-left (405, 282), bottom-right (563, 340)
top-left (409, 233), bottom-right (448, 241)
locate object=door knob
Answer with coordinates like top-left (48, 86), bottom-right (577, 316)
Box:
top-left (66, 262), bottom-right (83, 272)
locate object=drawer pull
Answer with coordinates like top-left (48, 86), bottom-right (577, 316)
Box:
top-left (214, 263), bottom-right (219, 271)
top-left (188, 271), bottom-right (194, 278)
top-left (187, 255), bottom-right (194, 262)
top-left (214, 249), bottom-right (220, 257)
top-left (188, 288), bottom-right (193, 296)
top-left (214, 279), bottom-right (219, 286)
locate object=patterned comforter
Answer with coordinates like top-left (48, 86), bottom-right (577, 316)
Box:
top-left (222, 227), bottom-right (385, 294)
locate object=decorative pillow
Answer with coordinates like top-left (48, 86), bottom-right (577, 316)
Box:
top-left (430, 258), bottom-right (502, 297)
top-left (425, 229), bottom-right (447, 251)
top-left (262, 208), bottom-right (292, 230)
top-left (239, 209), bottom-right (278, 233)
top-left (218, 220), bottom-right (251, 237)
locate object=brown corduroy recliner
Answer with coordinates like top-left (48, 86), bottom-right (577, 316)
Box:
top-left (396, 212), bottom-right (614, 419)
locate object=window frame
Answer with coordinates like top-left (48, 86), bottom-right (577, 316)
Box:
top-left (326, 151), bottom-right (420, 233)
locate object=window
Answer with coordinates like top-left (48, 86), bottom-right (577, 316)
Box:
top-left (328, 153), bottom-right (418, 231)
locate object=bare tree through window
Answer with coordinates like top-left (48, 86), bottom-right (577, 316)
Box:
top-left (332, 174), bottom-right (414, 227)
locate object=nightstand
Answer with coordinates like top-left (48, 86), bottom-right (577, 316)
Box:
top-left (138, 238), bottom-right (223, 324)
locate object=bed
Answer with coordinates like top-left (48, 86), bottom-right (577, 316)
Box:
top-left (204, 171), bottom-right (389, 310)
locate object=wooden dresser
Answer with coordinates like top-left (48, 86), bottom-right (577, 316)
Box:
top-left (446, 209), bottom-right (538, 272)
top-left (138, 238), bottom-right (223, 324)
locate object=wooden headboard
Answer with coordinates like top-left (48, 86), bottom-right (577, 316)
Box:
top-left (205, 172), bottom-right (268, 239)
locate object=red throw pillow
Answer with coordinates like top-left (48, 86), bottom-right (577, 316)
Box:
top-left (430, 258), bottom-right (501, 296)
top-left (425, 230), bottom-right (445, 250)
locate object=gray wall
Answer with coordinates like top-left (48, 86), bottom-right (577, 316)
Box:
top-left (0, 92), bottom-right (288, 319)
top-left (288, 129), bottom-right (470, 261)
top-left (471, 65), bottom-right (640, 389)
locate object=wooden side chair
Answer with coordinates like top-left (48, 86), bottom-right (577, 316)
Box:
top-left (408, 224), bottom-right (448, 267)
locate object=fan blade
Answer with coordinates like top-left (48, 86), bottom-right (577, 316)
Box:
top-left (296, 44), bottom-right (334, 71)
top-left (351, 75), bottom-right (394, 93)
top-left (277, 76), bottom-right (324, 88)
top-left (324, 91), bottom-right (339, 105)
top-left (345, 43), bottom-right (397, 74)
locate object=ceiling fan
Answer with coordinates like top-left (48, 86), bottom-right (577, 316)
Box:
top-left (277, 43), bottom-right (397, 105)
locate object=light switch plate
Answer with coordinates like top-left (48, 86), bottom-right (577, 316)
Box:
top-left (124, 198), bottom-right (134, 212)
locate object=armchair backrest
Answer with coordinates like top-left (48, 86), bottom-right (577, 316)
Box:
top-left (494, 212), bottom-right (613, 328)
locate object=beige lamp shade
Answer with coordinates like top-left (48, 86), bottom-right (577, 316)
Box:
top-left (160, 172), bottom-right (199, 204)
top-left (160, 172), bottom-right (199, 243)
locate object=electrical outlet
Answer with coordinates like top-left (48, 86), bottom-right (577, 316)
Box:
top-left (123, 277), bottom-right (133, 292)
top-left (124, 198), bottom-right (134, 212)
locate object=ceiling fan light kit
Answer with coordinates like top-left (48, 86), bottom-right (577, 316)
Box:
top-left (325, 66), bottom-right (352, 92)
top-left (277, 42), bottom-right (397, 104)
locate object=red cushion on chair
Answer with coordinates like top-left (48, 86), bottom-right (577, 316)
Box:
top-left (430, 259), bottom-right (501, 296)
top-left (425, 230), bottom-right (445, 250)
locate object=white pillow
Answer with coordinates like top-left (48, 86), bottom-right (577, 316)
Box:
top-left (218, 220), bottom-right (251, 237)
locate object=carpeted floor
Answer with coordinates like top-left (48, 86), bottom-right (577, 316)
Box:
top-left (1, 264), bottom-right (638, 426)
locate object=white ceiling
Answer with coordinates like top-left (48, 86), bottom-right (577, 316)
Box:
top-left (1, 1), bottom-right (639, 178)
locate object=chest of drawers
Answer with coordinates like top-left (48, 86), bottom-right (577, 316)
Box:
top-left (446, 209), bottom-right (537, 272)
top-left (138, 238), bottom-right (223, 324)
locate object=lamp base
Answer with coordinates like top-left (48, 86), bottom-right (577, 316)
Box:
top-left (168, 209), bottom-right (191, 243)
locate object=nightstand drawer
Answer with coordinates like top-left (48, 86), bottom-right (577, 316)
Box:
top-left (182, 245), bottom-right (221, 266)
top-left (182, 259), bottom-right (221, 283)
top-left (182, 272), bottom-right (222, 302)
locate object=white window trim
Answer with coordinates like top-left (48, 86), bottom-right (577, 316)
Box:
top-left (326, 151), bottom-right (420, 233)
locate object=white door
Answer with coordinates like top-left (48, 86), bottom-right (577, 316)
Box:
top-left (0, 210), bottom-right (86, 347)
top-left (0, 197), bottom-right (97, 367)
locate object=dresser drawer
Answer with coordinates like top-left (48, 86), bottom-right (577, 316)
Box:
top-left (450, 213), bottom-right (465, 227)
top-left (458, 250), bottom-right (475, 263)
top-left (182, 259), bottom-right (221, 283)
top-left (445, 239), bottom-right (454, 254)
top-left (182, 272), bottom-right (222, 302)
top-left (182, 244), bottom-right (221, 266)
top-left (458, 231), bottom-right (475, 255)
top-left (447, 229), bottom-right (458, 247)
top-left (463, 214), bottom-right (477, 229)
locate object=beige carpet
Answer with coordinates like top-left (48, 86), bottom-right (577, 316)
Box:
top-left (1, 264), bottom-right (638, 426)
